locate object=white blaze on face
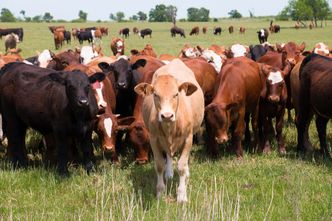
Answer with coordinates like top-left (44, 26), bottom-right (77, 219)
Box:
top-left (158, 100), bottom-right (176, 122)
top-left (201, 49), bottom-right (223, 73)
top-left (93, 82), bottom-right (107, 109)
top-left (80, 46), bottom-right (99, 64)
top-left (38, 49), bottom-right (53, 68)
top-left (103, 117), bottom-right (113, 138)
top-left (260, 29), bottom-right (265, 37)
top-left (268, 71), bottom-right (283, 84)
top-left (116, 40), bottom-right (123, 52)
top-left (231, 44), bottom-right (247, 57)
top-left (314, 42), bottom-right (329, 56)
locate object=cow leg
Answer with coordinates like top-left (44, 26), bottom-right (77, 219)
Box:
top-left (165, 154), bottom-right (173, 180)
top-left (151, 138), bottom-right (166, 199)
top-left (315, 116), bottom-right (331, 158)
top-left (53, 131), bottom-right (70, 176)
top-left (250, 104), bottom-right (260, 153)
top-left (276, 107), bottom-right (286, 154)
top-left (262, 117), bottom-right (272, 154)
top-left (177, 136), bottom-right (192, 203)
top-left (244, 113), bottom-right (251, 151)
top-left (297, 110), bottom-right (313, 155)
top-left (78, 130), bottom-right (95, 174)
top-left (232, 111), bottom-right (245, 158)
top-left (204, 116), bottom-right (219, 156)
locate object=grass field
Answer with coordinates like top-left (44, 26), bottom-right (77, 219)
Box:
top-left (0, 19), bottom-right (332, 221)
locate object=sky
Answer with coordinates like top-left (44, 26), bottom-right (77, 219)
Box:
top-left (1, 0), bottom-right (332, 21)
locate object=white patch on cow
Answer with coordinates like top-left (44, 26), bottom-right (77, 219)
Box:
top-left (231, 44), bottom-right (247, 58)
top-left (159, 105), bottom-right (175, 122)
top-left (95, 82), bottom-right (107, 109)
top-left (184, 48), bottom-right (199, 58)
top-left (80, 46), bottom-right (99, 65)
top-left (165, 154), bottom-right (174, 180)
top-left (23, 60), bottom-right (33, 65)
top-left (201, 49), bottom-right (223, 73)
top-left (314, 42), bottom-right (329, 56)
top-left (103, 117), bottom-right (113, 138)
top-left (161, 60), bottom-right (171, 65)
top-left (260, 29), bottom-right (265, 37)
top-left (38, 49), bottom-right (53, 68)
top-left (116, 40), bottom-right (123, 47)
top-left (268, 71), bottom-right (283, 84)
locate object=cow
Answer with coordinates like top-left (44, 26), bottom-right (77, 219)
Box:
top-left (0, 28), bottom-right (24, 41)
top-left (178, 44), bottom-right (201, 58)
top-left (0, 62), bottom-right (105, 175)
top-left (4, 33), bottom-right (19, 52)
top-left (24, 49), bottom-right (55, 68)
top-left (53, 31), bottom-right (64, 50)
top-left (297, 54), bottom-right (332, 158)
top-left (139, 28), bottom-right (152, 38)
top-left (48, 26), bottom-right (65, 33)
top-left (313, 42), bottom-right (329, 56)
top-left (239, 27), bottom-right (246, 34)
top-left (79, 45), bottom-right (102, 65)
top-left (63, 31), bottom-right (71, 44)
top-left (258, 62), bottom-right (294, 154)
top-left (257, 29), bottom-right (269, 44)
top-left (72, 28), bottom-right (79, 40)
top-left (195, 46), bottom-right (225, 73)
top-left (205, 57), bottom-right (263, 157)
top-left (134, 58), bottom-right (204, 202)
top-left (46, 49), bottom-right (81, 70)
top-left (130, 44), bottom-right (157, 58)
top-left (0, 53), bottom-right (24, 68)
top-left (269, 21), bottom-right (280, 33)
top-left (249, 44), bottom-right (274, 61)
top-left (170, 26), bottom-right (185, 38)
top-left (229, 44), bottom-right (250, 58)
top-left (110, 38), bottom-right (125, 56)
top-left (213, 27), bottom-right (222, 35)
top-left (202, 26), bottom-right (207, 34)
top-left (133, 27), bottom-right (139, 34)
top-left (100, 27), bottom-right (108, 36)
top-left (228, 26), bottom-right (234, 34)
top-left (119, 28), bottom-right (130, 38)
top-left (77, 31), bottom-right (93, 44)
top-left (189, 26), bottom-right (199, 36)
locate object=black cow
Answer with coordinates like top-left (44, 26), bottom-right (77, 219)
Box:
top-left (64, 31), bottom-right (71, 44)
top-left (77, 31), bottom-right (93, 44)
top-left (170, 26), bottom-right (186, 38)
top-left (138, 28), bottom-right (152, 39)
top-left (0, 62), bottom-right (105, 175)
top-left (249, 44), bottom-right (274, 61)
top-left (213, 27), bottom-right (222, 35)
top-left (119, 28), bottom-right (130, 38)
top-left (0, 28), bottom-right (24, 41)
top-left (257, 29), bottom-right (269, 44)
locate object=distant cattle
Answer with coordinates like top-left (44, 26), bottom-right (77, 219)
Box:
top-left (0, 62), bottom-right (105, 175)
top-left (91, 29), bottom-right (102, 41)
top-left (99, 27), bottom-right (108, 36)
top-left (4, 33), bottom-right (19, 52)
top-left (134, 58), bottom-right (204, 202)
top-left (77, 31), bottom-right (93, 44)
top-left (202, 26), bottom-right (208, 34)
top-left (270, 21), bottom-right (280, 33)
top-left (119, 28), bottom-right (130, 38)
top-left (239, 26), bottom-right (246, 34)
top-left (213, 27), bottom-right (222, 35)
top-left (54, 30), bottom-right (64, 50)
top-left (170, 26), bottom-right (185, 38)
top-left (189, 26), bottom-right (199, 36)
top-left (139, 28), bottom-right (152, 38)
top-left (228, 26), bottom-right (234, 34)
top-left (48, 25), bottom-right (65, 33)
top-left (133, 27), bottom-right (139, 34)
top-left (257, 29), bottom-right (269, 44)
top-left (72, 28), bottom-right (79, 40)
top-left (0, 28), bottom-right (24, 41)
top-left (64, 31), bottom-right (71, 44)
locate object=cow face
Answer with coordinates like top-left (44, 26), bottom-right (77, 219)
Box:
top-left (276, 42), bottom-right (305, 64)
top-left (135, 75), bottom-right (197, 123)
top-left (205, 103), bottom-right (235, 144)
top-left (260, 65), bottom-right (286, 103)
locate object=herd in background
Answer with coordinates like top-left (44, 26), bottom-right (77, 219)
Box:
top-left (0, 21), bottom-right (332, 202)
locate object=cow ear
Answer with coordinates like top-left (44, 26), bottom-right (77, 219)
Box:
top-left (276, 43), bottom-right (283, 52)
top-left (89, 72), bottom-right (105, 83)
top-left (49, 72), bottom-right (66, 85)
top-left (132, 59), bottom-right (147, 70)
top-left (299, 42), bottom-right (306, 52)
top-left (178, 82), bottom-right (197, 96)
top-left (134, 83), bottom-right (154, 97)
top-left (259, 63), bottom-right (270, 76)
top-left (130, 49), bottom-right (139, 56)
top-left (98, 62), bottom-right (111, 73)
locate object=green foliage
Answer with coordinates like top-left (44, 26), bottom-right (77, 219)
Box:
top-left (137, 11), bottom-right (147, 21)
top-left (116, 12), bottom-right (125, 22)
top-left (149, 4), bottom-right (176, 22)
top-left (276, 7), bottom-right (291, 21)
top-left (109, 13), bottom-right (116, 21)
top-left (32, 15), bottom-right (42, 22)
top-left (187, 7), bottom-right (210, 22)
top-left (78, 10), bottom-right (87, 21)
top-left (43, 12), bottom-right (53, 23)
top-left (228, 9), bottom-right (243, 18)
top-left (0, 8), bottom-right (16, 22)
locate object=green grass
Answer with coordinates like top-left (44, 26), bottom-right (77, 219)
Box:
top-left (0, 20), bottom-right (332, 220)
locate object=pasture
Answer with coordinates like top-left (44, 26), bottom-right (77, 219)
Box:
top-left (0, 19), bottom-right (332, 220)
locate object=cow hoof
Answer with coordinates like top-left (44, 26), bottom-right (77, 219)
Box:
top-left (279, 148), bottom-right (286, 155)
top-left (85, 162), bottom-right (95, 175)
top-left (177, 192), bottom-right (188, 203)
top-left (136, 158), bottom-right (148, 165)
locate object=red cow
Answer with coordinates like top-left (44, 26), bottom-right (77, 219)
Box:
top-left (189, 26), bottom-right (199, 36)
top-left (202, 26), bottom-right (207, 34)
top-left (54, 30), bottom-right (64, 50)
top-left (239, 27), bottom-right (246, 34)
top-left (228, 26), bottom-right (234, 34)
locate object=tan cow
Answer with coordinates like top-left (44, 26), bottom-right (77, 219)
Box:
top-left (134, 59), bottom-right (204, 202)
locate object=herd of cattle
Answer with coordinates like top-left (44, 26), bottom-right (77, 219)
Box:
top-left (0, 23), bottom-right (332, 202)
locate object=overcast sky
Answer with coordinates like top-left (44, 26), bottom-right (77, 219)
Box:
top-left (1, 0), bottom-right (332, 20)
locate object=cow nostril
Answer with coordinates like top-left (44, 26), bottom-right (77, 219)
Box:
top-left (161, 113), bottom-right (174, 120)
top-left (117, 82), bottom-right (126, 88)
top-left (79, 99), bottom-right (89, 106)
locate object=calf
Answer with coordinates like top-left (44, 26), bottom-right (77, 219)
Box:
top-left (202, 26), bottom-right (207, 34)
top-left (0, 62), bottom-right (105, 175)
top-left (228, 26), bottom-right (234, 34)
top-left (139, 28), bottom-right (152, 38)
top-left (134, 59), bottom-right (204, 202)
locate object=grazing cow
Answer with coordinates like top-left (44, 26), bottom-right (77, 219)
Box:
top-left (77, 31), bottom-right (93, 44)
top-left (258, 62), bottom-right (294, 154)
top-left (170, 26), bottom-right (186, 38)
top-left (297, 54), bottom-right (332, 158)
top-left (24, 49), bottom-right (55, 68)
top-left (72, 28), bottom-right (79, 40)
top-left (110, 38), bottom-right (125, 56)
top-left (239, 27), bottom-right (246, 34)
top-left (139, 28), bottom-right (152, 38)
top-left (63, 31), bottom-right (71, 44)
top-left (202, 26), bottom-right (207, 34)
top-left (4, 33), bottom-right (19, 52)
top-left (189, 26), bottom-right (199, 36)
top-left (130, 44), bottom-right (157, 58)
top-left (205, 57), bottom-right (262, 157)
top-left (228, 26), bottom-right (234, 34)
top-left (0, 28), bottom-right (24, 41)
top-left (213, 27), bottom-right (222, 35)
top-left (257, 29), bottom-right (269, 44)
top-left (134, 58), bottom-right (204, 202)
top-left (269, 21), bottom-right (280, 33)
top-left (119, 28), bottom-right (130, 38)
top-left (133, 27), bottom-right (139, 34)
top-left (79, 45), bottom-right (102, 65)
top-left (0, 62), bottom-right (105, 175)
top-left (309, 23), bottom-right (314, 29)
top-left (229, 44), bottom-right (249, 58)
top-left (196, 46), bottom-right (225, 73)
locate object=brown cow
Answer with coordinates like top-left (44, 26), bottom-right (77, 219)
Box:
top-left (100, 27), bottom-right (108, 36)
top-left (205, 57), bottom-right (262, 157)
top-left (202, 26), bottom-right (207, 34)
top-left (49, 25), bottom-right (65, 33)
top-left (189, 26), bottom-right (199, 36)
top-left (47, 49), bottom-right (81, 70)
top-left (54, 30), bottom-right (64, 50)
top-left (110, 38), bottom-right (124, 56)
top-left (133, 27), bottom-right (139, 34)
top-left (228, 26), bottom-right (234, 34)
top-left (134, 58), bottom-right (204, 202)
top-left (131, 44), bottom-right (157, 58)
top-left (178, 44), bottom-right (201, 58)
top-left (239, 27), bottom-right (246, 34)
top-left (72, 28), bottom-right (79, 40)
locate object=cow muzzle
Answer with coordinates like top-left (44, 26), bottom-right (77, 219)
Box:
top-left (160, 112), bottom-right (175, 122)
top-left (286, 58), bottom-right (296, 65)
top-left (117, 82), bottom-right (127, 89)
top-left (78, 99), bottom-right (89, 106)
top-left (268, 95), bottom-right (280, 103)
top-left (215, 135), bottom-right (229, 144)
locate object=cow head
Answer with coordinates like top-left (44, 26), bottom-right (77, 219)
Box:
top-left (135, 75), bottom-right (197, 123)
top-left (79, 45), bottom-right (100, 65)
top-left (313, 42), bottom-right (330, 56)
top-left (205, 103), bottom-right (237, 144)
top-left (276, 42), bottom-right (305, 64)
top-left (37, 49), bottom-right (55, 68)
top-left (98, 58), bottom-right (146, 90)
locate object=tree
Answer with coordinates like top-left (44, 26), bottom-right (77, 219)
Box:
top-left (130, 15), bottom-right (138, 21)
top-left (166, 5), bottom-right (177, 24)
top-left (32, 15), bottom-right (42, 22)
top-left (137, 11), bottom-right (147, 21)
top-left (78, 10), bottom-right (87, 21)
top-left (249, 10), bottom-right (254, 18)
top-left (43, 12), bottom-right (53, 22)
top-left (149, 4), bottom-right (167, 22)
top-left (116, 12), bottom-right (125, 22)
top-left (109, 13), bottom-right (116, 21)
top-left (187, 7), bottom-right (210, 22)
top-left (0, 8), bottom-right (16, 22)
top-left (228, 9), bottom-right (242, 18)
top-left (20, 10), bottom-right (25, 18)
